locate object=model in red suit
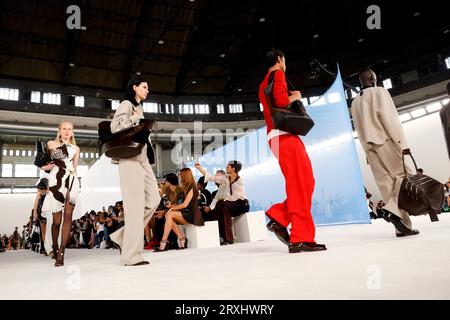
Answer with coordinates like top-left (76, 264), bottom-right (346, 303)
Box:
top-left (258, 48), bottom-right (326, 253)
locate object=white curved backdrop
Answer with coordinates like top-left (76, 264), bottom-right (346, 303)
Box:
top-left (79, 155), bottom-right (122, 214)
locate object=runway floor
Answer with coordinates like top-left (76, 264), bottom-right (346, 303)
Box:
top-left (1, 214), bottom-right (449, 300)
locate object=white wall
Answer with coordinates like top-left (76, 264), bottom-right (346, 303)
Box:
top-left (0, 193), bottom-right (36, 235)
top-left (355, 112), bottom-right (449, 202)
top-left (161, 148), bottom-right (178, 174)
top-left (79, 154), bottom-right (122, 214)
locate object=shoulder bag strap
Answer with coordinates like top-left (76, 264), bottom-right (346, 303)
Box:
top-left (263, 71), bottom-right (278, 116)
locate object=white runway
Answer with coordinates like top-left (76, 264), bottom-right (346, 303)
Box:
top-left (1, 214), bottom-right (449, 300)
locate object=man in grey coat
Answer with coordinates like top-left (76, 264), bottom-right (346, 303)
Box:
top-left (351, 69), bottom-right (419, 237)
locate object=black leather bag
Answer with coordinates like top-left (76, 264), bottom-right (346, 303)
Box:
top-left (398, 153), bottom-right (445, 222)
top-left (264, 71), bottom-right (314, 136)
top-left (98, 119), bottom-right (155, 161)
top-left (34, 141), bottom-right (51, 167)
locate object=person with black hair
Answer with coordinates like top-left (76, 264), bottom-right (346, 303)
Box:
top-left (194, 166), bottom-right (230, 219)
top-left (196, 160), bottom-right (249, 245)
top-left (197, 176), bottom-right (213, 221)
top-left (146, 173), bottom-right (183, 250)
top-left (440, 82), bottom-right (450, 160)
top-left (109, 77), bottom-right (160, 266)
top-left (351, 68), bottom-right (418, 237)
top-left (154, 168), bottom-right (204, 252)
top-left (258, 48), bottom-right (326, 253)
top-left (32, 178), bottom-right (49, 255)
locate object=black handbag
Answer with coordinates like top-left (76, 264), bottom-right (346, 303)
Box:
top-left (34, 141), bottom-right (51, 168)
top-left (398, 153), bottom-right (445, 222)
top-left (264, 70), bottom-right (314, 136)
top-left (98, 119), bottom-right (155, 162)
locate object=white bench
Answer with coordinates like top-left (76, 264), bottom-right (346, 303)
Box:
top-left (232, 210), bottom-right (268, 243)
top-left (184, 221), bottom-right (221, 249)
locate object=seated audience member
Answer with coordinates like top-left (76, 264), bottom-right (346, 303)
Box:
top-left (195, 161), bottom-right (249, 245)
top-left (443, 179), bottom-right (450, 212)
top-left (114, 201), bottom-right (125, 228)
top-left (197, 176), bottom-right (213, 221)
top-left (0, 236), bottom-right (5, 252)
top-left (94, 212), bottom-right (105, 248)
top-left (105, 212), bottom-right (120, 249)
top-left (194, 166), bottom-right (230, 220)
top-left (11, 227), bottom-right (21, 250)
top-left (71, 218), bottom-right (82, 248)
top-left (147, 173), bottom-right (184, 250)
top-left (155, 168), bottom-right (204, 252)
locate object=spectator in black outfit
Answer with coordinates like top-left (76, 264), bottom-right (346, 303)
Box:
top-left (11, 227), bottom-right (21, 250)
top-left (150, 173), bottom-right (183, 249)
top-left (197, 176), bottom-right (213, 221)
top-left (32, 178), bottom-right (49, 254)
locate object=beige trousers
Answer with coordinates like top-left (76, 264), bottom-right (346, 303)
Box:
top-left (110, 148), bottom-right (160, 265)
top-left (365, 139), bottom-right (413, 233)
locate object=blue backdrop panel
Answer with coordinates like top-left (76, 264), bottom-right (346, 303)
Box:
top-left (188, 69), bottom-right (369, 226)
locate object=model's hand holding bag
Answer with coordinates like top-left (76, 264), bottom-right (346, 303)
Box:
top-left (398, 152), bottom-right (445, 222)
top-left (34, 140), bottom-right (52, 167)
top-left (264, 71), bottom-right (314, 136)
top-left (98, 118), bottom-right (154, 159)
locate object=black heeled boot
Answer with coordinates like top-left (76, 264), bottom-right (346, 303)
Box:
top-left (55, 246), bottom-right (65, 267)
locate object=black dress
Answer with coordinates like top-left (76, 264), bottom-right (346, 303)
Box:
top-left (181, 187), bottom-right (204, 226)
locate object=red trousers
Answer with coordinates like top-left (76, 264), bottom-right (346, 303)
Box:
top-left (267, 134), bottom-right (316, 243)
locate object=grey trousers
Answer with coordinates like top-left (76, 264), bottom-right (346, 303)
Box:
top-left (110, 153), bottom-right (160, 265)
top-left (365, 139), bottom-right (413, 233)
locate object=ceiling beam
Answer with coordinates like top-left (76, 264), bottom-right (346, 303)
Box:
top-left (134, 1), bottom-right (194, 82)
top-left (223, 1), bottom-right (259, 96)
top-left (121, 0), bottom-right (151, 91)
top-left (174, 1), bottom-right (212, 95)
top-left (62, 0), bottom-right (91, 84)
